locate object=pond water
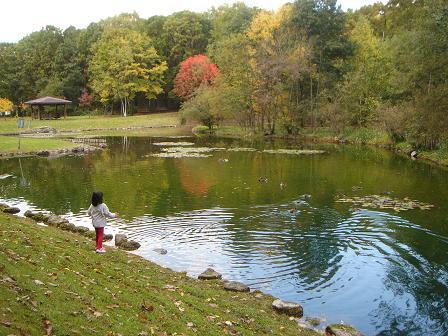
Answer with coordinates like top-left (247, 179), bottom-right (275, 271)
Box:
top-left (1, 136), bottom-right (447, 336)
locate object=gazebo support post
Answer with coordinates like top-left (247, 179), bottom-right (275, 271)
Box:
top-left (64, 104), bottom-right (67, 119)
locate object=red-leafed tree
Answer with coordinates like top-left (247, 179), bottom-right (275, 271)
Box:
top-left (173, 54), bottom-right (220, 101)
top-left (78, 88), bottom-right (94, 108)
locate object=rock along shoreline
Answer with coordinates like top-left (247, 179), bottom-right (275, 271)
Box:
top-left (0, 143), bottom-right (105, 159)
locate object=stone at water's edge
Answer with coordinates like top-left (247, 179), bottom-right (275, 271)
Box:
top-left (272, 299), bottom-right (303, 317)
top-left (24, 210), bottom-right (51, 222)
top-left (325, 324), bottom-right (363, 336)
top-left (46, 215), bottom-right (69, 227)
top-left (223, 281), bottom-right (250, 292)
top-left (117, 240), bottom-right (141, 251)
top-left (115, 234), bottom-right (127, 245)
top-left (83, 230), bottom-right (96, 239)
top-left (59, 222), bottom-right (76, 231)
top-left (104, 233), bottom-right (113, 241)
top-left (153, 248), bottom-right (168, 255)
top-left (114, 233), bottom-right (140, 250)
top-left (3, 207), bottom-right (20, 214)
top-left (73, 226), bottom-right (90, 234)
top-left (198, 268), bottom-right (222, 280)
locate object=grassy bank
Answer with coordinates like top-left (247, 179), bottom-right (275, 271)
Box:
top-left (202, 124), bottom-right (448, 168)
top-left (0, 136), bottom-right (77, 154)
top-left (0, 113), bottom-right (182, 156)
top-left (0, 212), bottom-right (318, 336)
top-left (0, 113), bottom-right (179, 135)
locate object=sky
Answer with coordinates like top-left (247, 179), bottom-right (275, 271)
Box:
top-left (0, 0), bottom-right (381, 43)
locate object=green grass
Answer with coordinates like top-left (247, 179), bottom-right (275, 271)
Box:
top-left (0, 113), bottom-right (180, 134)
top-left (0, 136), bottom-right (77, 153)
top-left (74, 126), bottom-right (191, 138)
top-left (300, 127), bottom-right (392, 146)
top-left (420, 148), bottom-right (448, 166)
top-left (0, 113), bottom-right (183, 155)
top-left (0, 212), bottom-right (318, 336)
top-left (340, 128), bottom-right (391, 146)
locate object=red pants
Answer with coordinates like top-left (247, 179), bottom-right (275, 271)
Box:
top-left (95, 227), bottom-right (104, 250)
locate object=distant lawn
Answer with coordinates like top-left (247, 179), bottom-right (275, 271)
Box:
top-left (0, 112), bottom-right (180, 134)
top-left (0, 136), bottom-right (76, 153)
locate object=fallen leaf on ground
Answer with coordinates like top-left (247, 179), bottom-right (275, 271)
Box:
top-left (141, 301), bottom-right (154, 312)
top-left (0, 321), bottom-right (11, 327)
top-left (43, 319), bottom-right (52, 335)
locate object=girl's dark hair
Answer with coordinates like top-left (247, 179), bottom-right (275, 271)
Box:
top-left (91, 191), bottom-right (103, 206)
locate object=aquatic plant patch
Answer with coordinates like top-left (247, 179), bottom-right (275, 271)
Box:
top-left (151, 152), bottom-right (212, 158)
top-left (263, 149), bottom-right (326, 155)
top-left (227, 147), bottom-right (257, 152)
top-left (335, 195), bottom-right (434, 212)
top-left (152, 142), bottom-right (195, 146)
top-left (149, 146), bottom-right (226, 158)
top-left (161, 147), bottom-right (226, 153)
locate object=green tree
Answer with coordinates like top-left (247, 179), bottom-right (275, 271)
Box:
top-left (339, 16), bottom-right (392, 126)
top-left (14, 26), bottom-right (64, 100)
top-left (180, 85), bottom-right (223, 130)
top-left (0, 44), bottom-right (22, 104)
top-left (89, 27), bottom-right (167, 116)
top-left (208, 34), bottom-right (256, 128)
top-left (209, 2), bottom-right (259, 42)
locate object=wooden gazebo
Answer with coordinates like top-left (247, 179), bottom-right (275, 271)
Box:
top-left (25, 96), bottom-right (71, 120)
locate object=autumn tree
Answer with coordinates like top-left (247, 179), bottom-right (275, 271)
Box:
top-left (89, 27), bottom-right (167, 116)
top-left (0, 98), bottom-right (13, 113)
top-left (173, 55), bottom-right (220, 101)
top-left (78, 88), bottom-right (94, 108)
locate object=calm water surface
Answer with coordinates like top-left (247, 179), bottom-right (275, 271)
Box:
top-left (1, 136), bottom-right (447, 335)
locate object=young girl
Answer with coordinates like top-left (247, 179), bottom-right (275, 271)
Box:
top-left (87, 191), bottom-right (117, 253)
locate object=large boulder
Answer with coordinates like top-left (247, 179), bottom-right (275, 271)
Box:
top-left (223, 281), bottom-right (250, 292)
top-left (272, 299), bottom-right (303, 317)
top-left (198, 268), bottom-right (222, 280)
top-left (325, 324), bottom-right (363, 336)
top-left (3, 207), bottom-right (20, 214)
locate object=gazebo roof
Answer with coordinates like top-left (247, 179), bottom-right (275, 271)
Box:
top-left (25, 96), bottom-right (72, 105)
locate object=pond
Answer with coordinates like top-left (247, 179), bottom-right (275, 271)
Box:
top-left (1, 136), bottom-right (447, 335)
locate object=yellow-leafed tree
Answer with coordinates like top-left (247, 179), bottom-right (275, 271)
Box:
top-left (0, 98), bottom-right (13, 113)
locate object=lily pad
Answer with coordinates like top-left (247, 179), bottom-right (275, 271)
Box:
top-left (149, 146), bottom-right (227, 158)
top-left (336, 194), bottom-right (434, 212)
top-left (263, 149), bottom-right (325, 155)
top-left (152, 142), bottom-right (195, 146)
top-left (227, 147), bottom-right (257, 152)
top-left (151, 152), bottom-right (212, 158)
top-left (161, 147), bottom-right (226, 153)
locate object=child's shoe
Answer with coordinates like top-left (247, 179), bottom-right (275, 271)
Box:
top-left (95, 248), bottom-right (106, 254)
